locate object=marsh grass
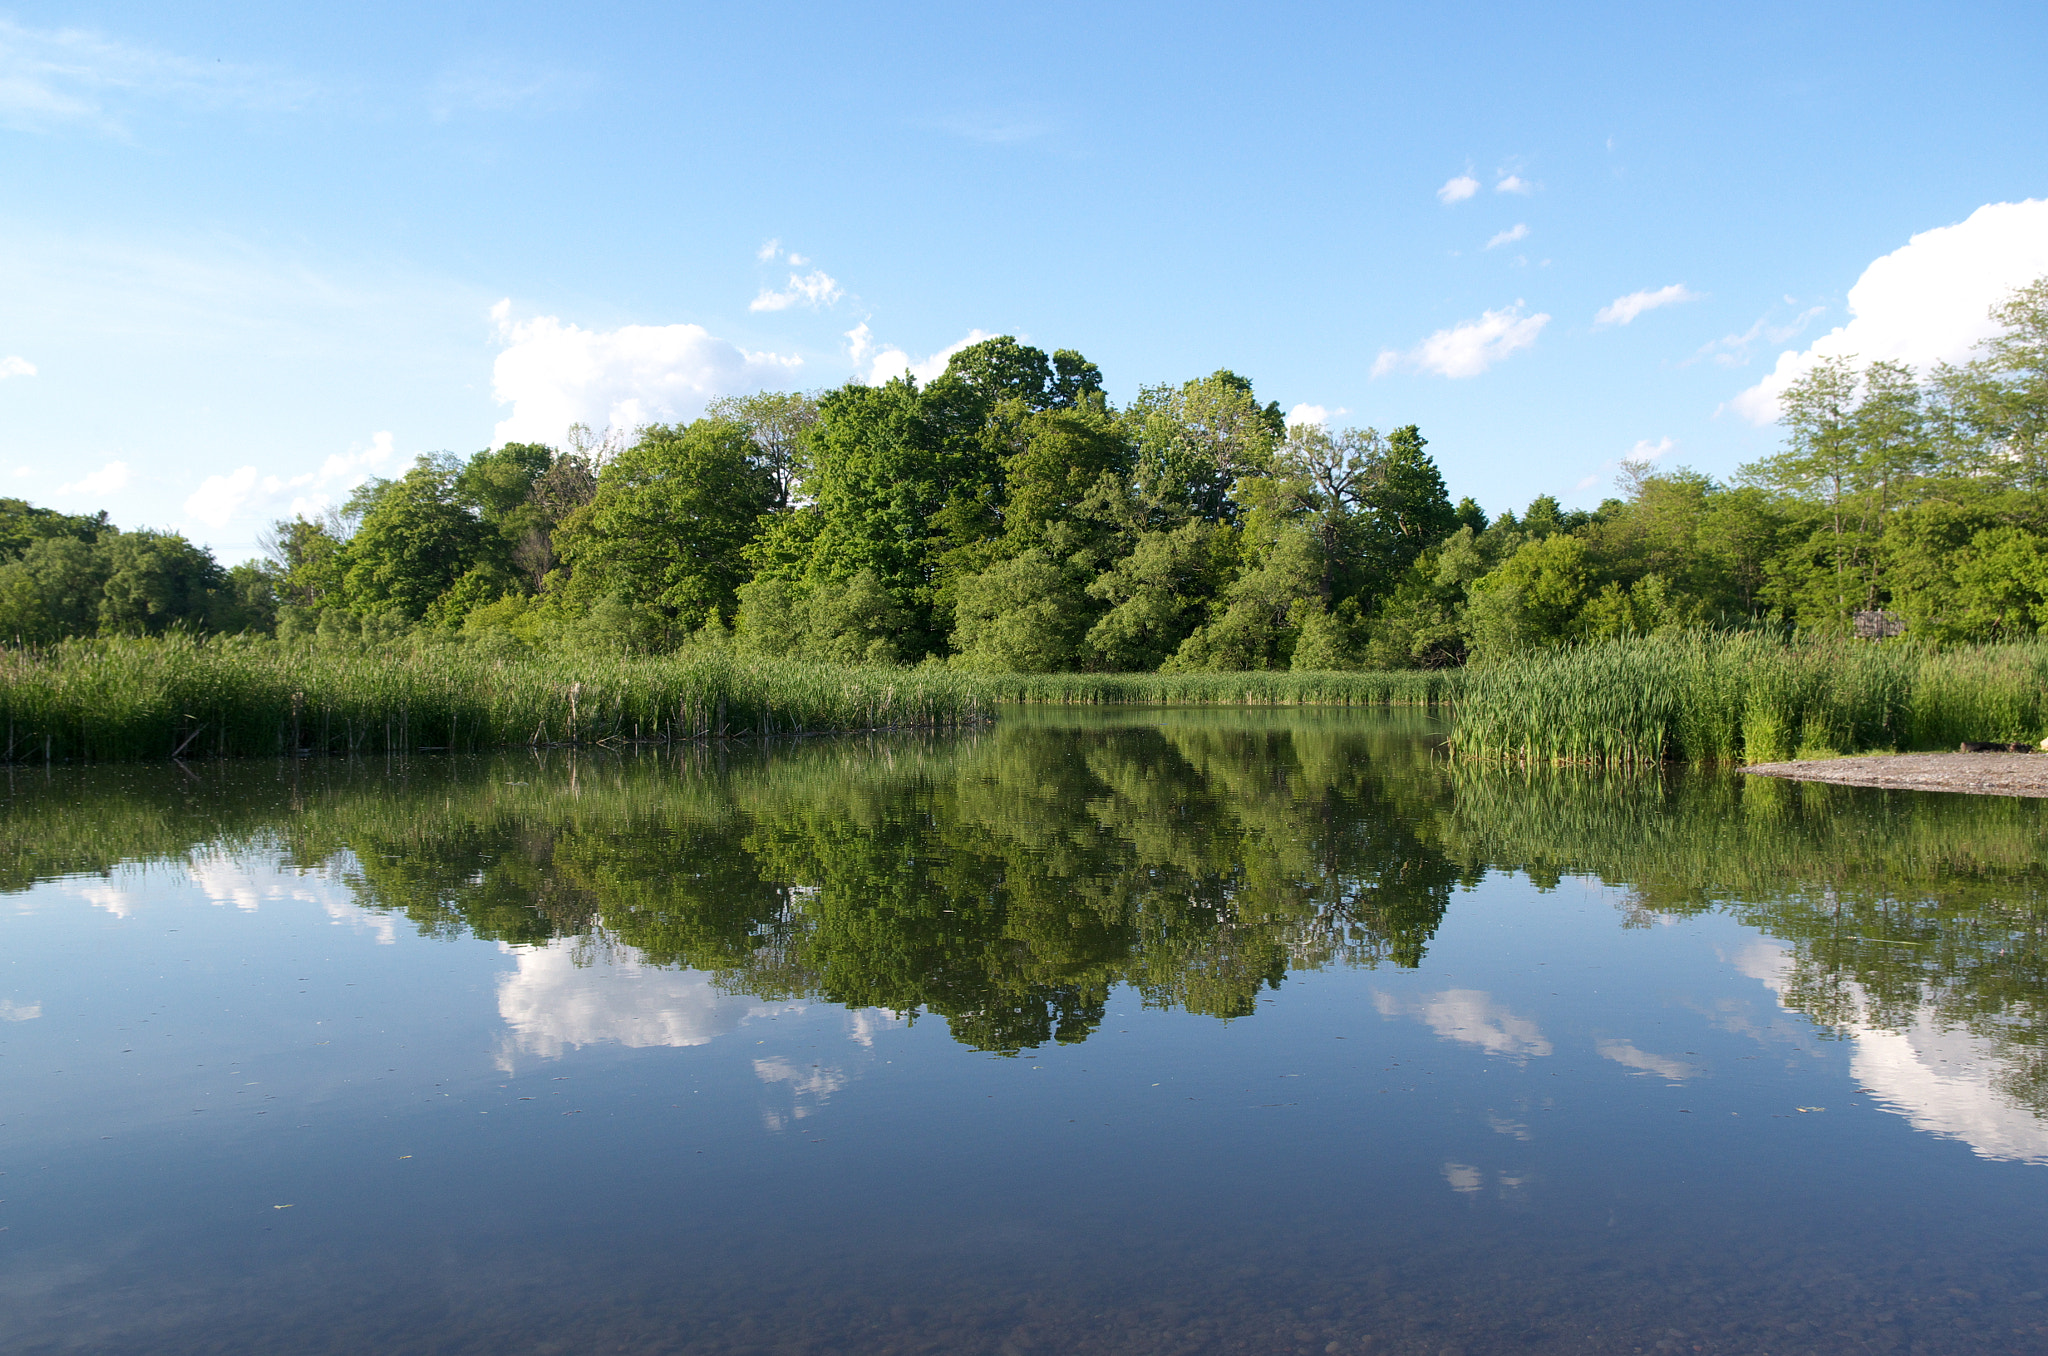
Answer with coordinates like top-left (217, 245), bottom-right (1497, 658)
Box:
top-left (1453, 633), bottom-right (2048, 766)
top-left (0, 636), bottom-right (990, 761)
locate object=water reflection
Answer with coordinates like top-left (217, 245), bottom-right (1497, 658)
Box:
top-left (4, 708), bottom-right (2048, 1156)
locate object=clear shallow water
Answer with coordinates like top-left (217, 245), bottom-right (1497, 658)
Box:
top-left (2, 709), bottom-right (2046, 1355)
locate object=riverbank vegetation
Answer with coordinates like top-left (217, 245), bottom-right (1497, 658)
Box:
top-left (3, 277), bottom-right (2042, 672)
top-left (1452, 632), bottom-right (2048, 765)
top-left (0, 638), bottom-right (991, 761)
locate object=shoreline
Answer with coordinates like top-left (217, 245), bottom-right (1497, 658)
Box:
top-left (1743, 752), bottom-right (2048, 798)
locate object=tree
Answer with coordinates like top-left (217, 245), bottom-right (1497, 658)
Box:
top-left (1085, 522), bottom-right (1236, 670)
top-left (555, 420), bottom-right (776, 633)
top-left (951, 550), bottom-right (1095, 672)
top-left (704, 390), bottom-right (821, 512)
top-left (342, 456), bottom-right (488, 620)
top-left (0, 537), bottom-right (108, 642)
top-left (1355, 424), bottom-right (1457, 604)
top-left (1123, 371), bottom-right (1284, 525)
top-left (98, 531), bottom-right (229, 635)
top-left (1463, 534), bottom-right (1593, 658)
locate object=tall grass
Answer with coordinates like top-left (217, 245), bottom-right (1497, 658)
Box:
top-left (985, 668), bottom-right (1461, 706)
top-left (0, 635), bottom-right (990, 761)
top-left (1453, 633), bottom-right (2048, 766)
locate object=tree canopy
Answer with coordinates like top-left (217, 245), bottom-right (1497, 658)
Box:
top-left (13, 283), bottom-right (2048, 664)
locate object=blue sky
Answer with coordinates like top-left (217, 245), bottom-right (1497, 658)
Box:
top-left (2, 1), bottom-right (2045, 561)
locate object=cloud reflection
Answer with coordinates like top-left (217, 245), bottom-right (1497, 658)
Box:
top-left (1736, 940), bottom-right (2048, 1165)
top-left (496, 940), bottom-right (758, 1066)
top-left (1375, 988), bottom-right (1553, 1061)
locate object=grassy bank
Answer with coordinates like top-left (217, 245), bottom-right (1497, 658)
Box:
top-left (1453, 633), bottom-right (2048, 766)
top-left (0, 636), bottom-right (990, 761)
top-left (983, 668), bottom-right (1459, 706)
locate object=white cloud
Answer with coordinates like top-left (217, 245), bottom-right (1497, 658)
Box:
top-left (57, 459), bottom-right (130, 496)
top-left (1730, 198), bottom-right (2048, 424)
top-left (490, 300), bottom-right (802, 445)
top-left (748, 269), bottom-right (843, 312)
top-left (179, 431), bottom-right (400, 532)
top-left (1595, 283), bottom-right (1701, 327)
top-left (1372, 303), bottom-right (1550, 379)
top-left (1286, 402), bottom-right (1349, 428)
top-left (756, 238), bottom-right (780, 262)
top-left (1627, 436), bottom-right (1675, 461)
top-left (1485, 223), bottom-right (1529, 250)
top-left (1374, 988), bottom-right (1553, 1061)
top-left (0, 998), bottom-right (39, 1021)
top-left (0, 355), bottom-right (35, 378)
top-left (184, 466), bottom-right (261, 529)
top-left (863, 329), bottom-right (995, 385)
top-left (844, 322), bottom-right (875, 364)
top-left (1437, 174), bottom-right (1480, 204)
top-left (1495, 174), bottom-right (1533, 195)
top-left (787, 252), bottom-right (808, 266)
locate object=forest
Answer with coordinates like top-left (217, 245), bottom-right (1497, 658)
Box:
top-left (3, 276), bottom-right (2043, 672)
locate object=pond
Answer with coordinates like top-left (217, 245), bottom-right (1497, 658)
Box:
top-left (2, 708), bottom-right (2045, 1355)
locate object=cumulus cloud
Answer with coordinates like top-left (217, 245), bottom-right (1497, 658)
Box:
top-left (181, 431), bottom-right (400, 531)
top-left (1485, 223), bottom-right (1529, 250)
top-left (490, 300), bottom-right (802, 445)
top-left (1595, 283), bottom-right (1701, 327)
top-left (863, 329), bottom-right (995, 385)
top-left (749, 269), bottom-right (843, 312)
top-left (1286, 402), bottom-right (1349, 428)
top-left (1437, 174), bottom-right (1480, 204)
top-left (844, 322), bottom-right (875, 364)
top-left (0, 355), bottom-right (34, 378)
top-left (1730, 198), bottom-right (2048, 424)
top-left (1495, 174), bottom-right (1533, 194)
top-left (1373, 303), bottom-right (1550, 379)
top-left (58, 460), bottom-right (130, 496)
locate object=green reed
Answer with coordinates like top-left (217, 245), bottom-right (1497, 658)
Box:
top-left (1453, 633), bottom-right (2048, 766)
top-left (0, 635), bottom-right (991, 761)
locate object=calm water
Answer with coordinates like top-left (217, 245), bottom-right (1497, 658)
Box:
top-left (2, 709), bottom-right (2046, 1355)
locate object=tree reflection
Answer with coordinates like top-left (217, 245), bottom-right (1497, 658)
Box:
top-left (3, 711), bottom-right (2044, 1104)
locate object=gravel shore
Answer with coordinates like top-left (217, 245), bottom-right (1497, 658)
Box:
top-left (1744, 751), bottom-right (2048, 797)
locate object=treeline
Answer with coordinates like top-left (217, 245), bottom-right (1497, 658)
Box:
top-left (7, 277), bottom-right (2044, 668)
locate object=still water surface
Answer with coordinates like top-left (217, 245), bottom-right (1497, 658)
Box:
top-left (2, 709), bottom-right (2046, 1354)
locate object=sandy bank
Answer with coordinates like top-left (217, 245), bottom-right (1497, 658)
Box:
top-left (1743, 752), bottom-right (2048, 798)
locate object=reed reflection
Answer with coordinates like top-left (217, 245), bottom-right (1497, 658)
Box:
top-left (4, 709), bottom-right (2047, 1156)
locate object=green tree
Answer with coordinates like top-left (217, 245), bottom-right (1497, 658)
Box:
top-left (342, 456), bottom-right (488, 620)
top-left (97, 530), bottom-right (229, 635)
top-left (1122, 370), bottom-right (1284, 525)
top-left (555, 420), bottom-right (777, 635)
